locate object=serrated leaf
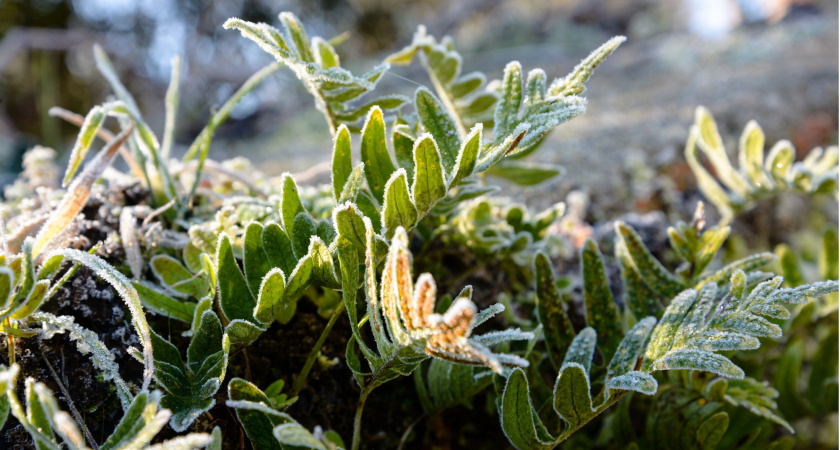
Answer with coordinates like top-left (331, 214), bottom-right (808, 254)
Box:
top-left (605, 371), bottom-right (657, 395)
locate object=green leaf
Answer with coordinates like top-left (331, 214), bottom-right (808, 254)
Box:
top-left (696, 412), bottom-right (728, 449)
top-left (500, 368), bottom-right (556, 450)
top-left (150, 310), bottom-right (229, 432)
top-left (450, 124), bottom-right (482, 185)
top-left (308, 237), bottom-right (341, 289)
top-left (132, 281), bottom-right (196, 323)
top-left (273, 423), bottom-right (329, 449)
top-left (9, 280), bottom-right (49, 320)
top-left (292, 213), bottom-right (318, 260)
top-left (411, 134), bottom-right (447, 215)
top-left (225, 319), bottom-right (266, 346)
top-left (738, 120), bottom-right (768, 188)
top-left (100, 391), bottom-right (166, 450)
top-left (244, 222), bottom-right (272, 297)
top-left (279, 12), bottom-right (315, 62)
top-left (809, 326), bottom-right (838, 413)
top-left (338, 163), bottom-right (366, 204)
top-left (284, 255), bottom-right (314, 311)
top-left (150, 255), bottom-right (210, 299)
top-left (253, 268), bottom-right (288, 324)
top-left (615, 222), bottom-right (685, 299)
top-left (216, 233), bottom-right (257, 323)
top-left (227, 378), bottom-right (289, 450)
top-left (553, 362), bottom-right (596, 431)
top-left (280, 173), bottom-right (305, 234)
top-left (485, 161), bottom-right (564, 186)
top-left (535, 252), bottom-right (576, 371)
top-left (393, 123), bottom-right (415, 180)
top-left (63, 105), bottom-right (106, 187)
top-left (262, 222), bottom-right (297, 276)
top-left (381, 169), bottom-right (418, 238)
top-left (494, 61), bottom-right (523, 139)
top-left (361, 107), bottom-right (396, 204)
top-left (313, 37), bottom-right (339, 69)
top-left (25, 378), bottom-right (57, 449)
top-left (0, 268), bottom-right (13, 310)
top-left (606, 317), bottom-right (656, 382)
top-left (332, 124), bottom-right (353, 201)
top-left (580, 239), bottom-right (624, 363)
top-left (415, 88), bottom-right (461, 173)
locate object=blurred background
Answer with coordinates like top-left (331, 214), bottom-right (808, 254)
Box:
top-left (0, 0), bottom-right (837, 216)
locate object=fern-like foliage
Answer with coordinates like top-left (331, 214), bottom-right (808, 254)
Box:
top-left (498, 230), bottom-right (838, 449)
top-left (687, 106), bottom-right (838, 221)
top-left (224, 13), bottom-right (406, 135)
top-left (616, 202), bottom-right (776, 320)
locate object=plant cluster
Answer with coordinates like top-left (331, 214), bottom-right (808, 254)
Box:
top-left (0, 11), bottom-right (837, 450)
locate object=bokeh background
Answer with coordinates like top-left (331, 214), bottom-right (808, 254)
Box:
top-left (0, 0), bottom-right (837, 218)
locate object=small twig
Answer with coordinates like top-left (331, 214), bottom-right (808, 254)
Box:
top-left (289, 161), bottom-right (330, 184)
top-left (290, 302), bottom-right (345, 397)
top-left (397, 413), bottom-right (427, 450)
top-left (40, 349), bottom-right (100, 450)
top-left (243, 348), bottom-right (252, 382)
top-left (141, 197), bottom-right (177, 227)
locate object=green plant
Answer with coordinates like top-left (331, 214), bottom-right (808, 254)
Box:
top-left (0, 10), bottom-right (836, 450)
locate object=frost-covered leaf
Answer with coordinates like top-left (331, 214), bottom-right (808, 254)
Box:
top-left (331, 125), bottom-right (353, 201)
top-left (642, 273), bottom-right (838, 379)
top-left (132, 281), bottom-right (196, 323)
top-left (534, 252), bottom-right (575, 371)
top-left (151, 310), bottom-right (229, 432)
top-left (581, 239), bottom-right (623, 364)
top-left (411, 134), bottom-right (447, 216)
top-left (381, 170), bottom-right (418, 238)
top-left (415, 88), bottom-right (461, 173)
top-left (500, 368), bottom-right (556, 450)
top-left (361, 107), bottom-right (396, 204)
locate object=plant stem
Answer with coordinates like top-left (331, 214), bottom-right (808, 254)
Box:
top-left (290, 302), bottom-right (345, 396)
top-left (5, 318), bottom-right (14, 365)
top-left (352, 384), bottom-right (374, 450)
